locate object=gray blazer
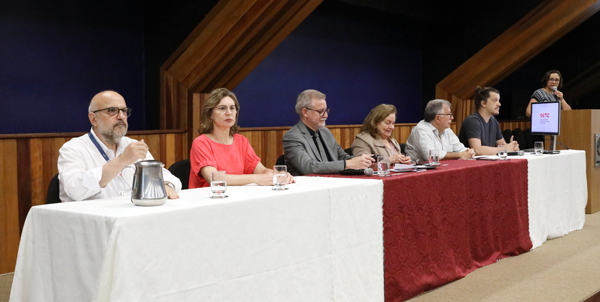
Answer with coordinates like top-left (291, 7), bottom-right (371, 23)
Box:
top-left (283, 121), bottom-right (352, 176)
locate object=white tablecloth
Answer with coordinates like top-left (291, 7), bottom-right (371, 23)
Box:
top-left (525, 150), bottom-right (588, 248)
top-left (10, 177), bottom-right (384, 302)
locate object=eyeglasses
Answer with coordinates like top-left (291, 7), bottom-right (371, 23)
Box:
top-left (92, 107), bottom-right (132, 117)
top-left (306, 108), bottom-right (330, 116)
top-left (548, 78), bottom-right (560, 82)
top-left (438, 113), bottom-right (453, 116)
top-left (215, 105), bottom-right (238, 113)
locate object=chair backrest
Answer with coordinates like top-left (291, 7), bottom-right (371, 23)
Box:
top-left (168, 159), bottom-right (191, 190)
top-left (524, 128), bottom-right (534, 149)
top-left (399, 143), bottom-right (406, 155)
top-left (512, 128), bottom-right (527, 150)
top-left (344, 147), bottom-right (353, 155)
top-left (46, 173), bottom-right (61, 204)
top-left (275, 155), bottom-right (285, 166)
top-left (502, 129), bottom-right (513, 145)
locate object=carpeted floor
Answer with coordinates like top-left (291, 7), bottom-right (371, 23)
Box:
top-left (409, 212), bottom-right (600, 302)
top-left (2, 213), bottom-right (600, 302)
top-left (0, 273), bottom-right (12, 302)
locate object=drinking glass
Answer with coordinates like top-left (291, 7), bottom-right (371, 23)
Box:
top-left (210, 171), bottom-right (228, 198)
top-left (428, 150), bottom-right (440, 165)
top-left (497, 145), bottom-right (508, 160)
top-left (378, 158), bottom-right (390, 177)
top-left (272, 165), bottom-right (288, 190)
top-left (534, 141), bottom-right (544, 156)
top-left (374, 155), bottom-right (384, 174)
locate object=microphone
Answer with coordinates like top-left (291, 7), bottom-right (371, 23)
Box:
top-left (507, 151), bottom-right (524, 156)
top-left (339, 167), bottom-right (374, 176)
top-left (552, 86), bottom-right (560, 101)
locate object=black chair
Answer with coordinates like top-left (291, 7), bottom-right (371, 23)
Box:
top-left (46, 173), bottom-right (61, 204)
top-left (524, 128), bottom-right (534, 149)
top-left (399, 143), bottom-right (406, 154)
top-left (168, 159), bottom-right (191, 190)
top-left (275, 154), bottom-right (285, 166)
top-left (344, 147), bottom-right (353, 155)
top-left (512, 128), bottom-right (527, 150)
top-left (502, 129), bottom-right (513, 145)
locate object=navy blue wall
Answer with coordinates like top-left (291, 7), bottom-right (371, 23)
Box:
top-left (4, 0), bottom-right (596, 134)
top-left (233, 7), bottom-right (422, 127)
top-left (0, 1), bottom-right (144, 134)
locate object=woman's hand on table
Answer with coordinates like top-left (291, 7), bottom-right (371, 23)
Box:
top-left (391, 154), bottom-right (412, 165)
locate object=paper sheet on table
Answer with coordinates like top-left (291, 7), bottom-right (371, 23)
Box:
top-left (474, 155), bottom-right (499, 161)
top-left (392, 164), bottom-right (418, 172)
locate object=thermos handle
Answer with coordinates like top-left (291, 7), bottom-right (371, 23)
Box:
top-left (121, 165), bottom-right (136, 190)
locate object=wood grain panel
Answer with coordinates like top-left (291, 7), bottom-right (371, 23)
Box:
top-left (41, 139), bottom-right (56, 196)
top-left (166, 0), bottom-right (257, 80)
top-left (215, 0), bottom-right (324, 89)
top-left (165, 134), bottom-right (175, 168)
top-left (160, 0), bottom-right (323, 130)
top-left (0, 140), bottom-right (20, 274)
top-left (30, 139), bottom-right (44, 206)
top-left (16, 139), bottom-right (32, 233)
top-left (437, 0), bottom-right (600, 123)
top-left (189, 93), bottom-right (205, 145)
top-left (185, 0), bottom-right (277, 89)
top-left (557, 110), bottom-right (600, 213)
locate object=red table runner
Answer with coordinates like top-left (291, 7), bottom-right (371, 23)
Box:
top-left (313, 159), bottom-right (532, 301)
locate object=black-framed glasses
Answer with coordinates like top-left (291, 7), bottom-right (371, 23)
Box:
top-left (437, 113), bottom-right (453, 117)
top-left (92, 107), bottom-right (132, 117)
top-left (306, 107), bottom-right (330, 116)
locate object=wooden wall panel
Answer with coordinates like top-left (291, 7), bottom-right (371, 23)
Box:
top-left (30, 139), bottom-right (45, 207)
top-left (0, 140), bottom-right (20, 274)
top-left (16, 139), bottom-right (32, 233)
top-left (160, 0), bottom-right (323, 130)
top-left (558, 110), bottom-right (600, 213)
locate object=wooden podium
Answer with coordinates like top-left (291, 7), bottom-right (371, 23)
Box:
top-left (557, 110), bottom-right (600, 213)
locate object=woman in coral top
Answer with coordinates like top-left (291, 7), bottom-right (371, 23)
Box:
top-left (189, 88), bottom-right (293, 188)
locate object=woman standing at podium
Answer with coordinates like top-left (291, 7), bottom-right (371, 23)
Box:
top-left (526, 69), bottom-right (571, 117)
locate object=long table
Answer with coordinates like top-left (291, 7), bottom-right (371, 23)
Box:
top-left (316, 150), bottom-right (587, 302)
top-left (10, 177), bottom-right (385, 302)
top-left (321, 159), bottom-right (532, 301)
top-left (525, 150), bottom-right (587, 248)
top-left (10, 151), bottom-right (588, 302)
top-left (383, 159), bottom-right (532, 301)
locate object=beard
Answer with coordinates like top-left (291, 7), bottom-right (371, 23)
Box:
top-left (99, 120), bottom-right (128, 145)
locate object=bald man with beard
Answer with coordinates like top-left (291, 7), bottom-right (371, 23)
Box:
top-left (57, 90), bottom-right (181, 202)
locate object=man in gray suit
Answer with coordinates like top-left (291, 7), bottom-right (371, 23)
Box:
top-left (283, 89), bottom-right (373, 176)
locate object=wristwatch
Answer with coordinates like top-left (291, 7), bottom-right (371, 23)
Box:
top-left (164, 181), bottom-right (175, 191)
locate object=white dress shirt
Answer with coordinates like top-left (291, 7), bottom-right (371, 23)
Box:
top-left (405, 120), bottom-right (467, 161)
top-left (58, 128), bottom-right (182, 202)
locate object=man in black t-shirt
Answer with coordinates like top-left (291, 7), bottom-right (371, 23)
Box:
top-left (458, 87), bottom-right (519, 155)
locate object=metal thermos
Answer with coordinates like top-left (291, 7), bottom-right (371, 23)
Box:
top-left (131, 160), bottom-right (167, 206)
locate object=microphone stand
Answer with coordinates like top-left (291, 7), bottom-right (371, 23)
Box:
top-left (549, 135), bottom-right (557, 151)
